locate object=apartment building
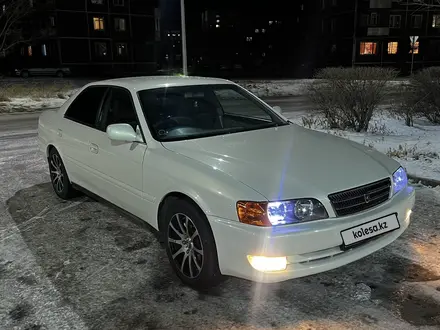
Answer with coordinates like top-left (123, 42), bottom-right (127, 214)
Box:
top-left (315, 0), bottom-right (440, 73)
top-left (9, 0), bottom-right (160, 76)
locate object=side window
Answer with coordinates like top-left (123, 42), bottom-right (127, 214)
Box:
top-left (64, 86), bottom-right (108, 127)
top-left (214, 89), bottom-right (271, 120)
top-left (100, 87), bottom-right (139, 131)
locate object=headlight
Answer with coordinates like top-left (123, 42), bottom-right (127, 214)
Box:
top-left (393, 167), bottom-right (408, 195)
top-left (236, 199), bottom-right (328, 227)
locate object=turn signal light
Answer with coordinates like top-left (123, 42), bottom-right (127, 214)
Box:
top-left (236, 201), bottom-right (271, 226)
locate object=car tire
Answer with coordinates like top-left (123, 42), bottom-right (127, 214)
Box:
top-left (56, 70), bottom-right (64, 78)
top-left (162, 198), bottom-right (223, 290)
top-left (48, 148), bottom-right (77, 200)
top-left (21, 71), bottom-right (29, 78)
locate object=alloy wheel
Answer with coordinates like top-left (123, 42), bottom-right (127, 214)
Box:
top-left (167, 213), bottom-right (204, 279)
top-left (49, 153), bottom-right (64, 194)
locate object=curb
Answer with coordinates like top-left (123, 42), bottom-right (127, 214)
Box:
top-left (408, 174), bottom-right (440, 188)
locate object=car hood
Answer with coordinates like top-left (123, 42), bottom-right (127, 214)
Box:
top-left (162, 124), bottom-right (399, 201)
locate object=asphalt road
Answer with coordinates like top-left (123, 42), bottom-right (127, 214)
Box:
top-left (0, 108), bottom-right (439, 330)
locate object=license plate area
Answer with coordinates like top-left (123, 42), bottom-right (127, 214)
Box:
top-left (340, 213), bottom-right (400, 248)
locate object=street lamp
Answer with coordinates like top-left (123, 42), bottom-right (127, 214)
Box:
top-left (180, 0), bottom-right (188, 76)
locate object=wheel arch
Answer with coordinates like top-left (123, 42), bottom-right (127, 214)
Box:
top-left (46, 144), bottom-right (56, 158)
top-left (157, 191), bottom-right (209, 234)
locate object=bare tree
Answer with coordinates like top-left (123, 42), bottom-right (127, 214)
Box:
top-left (0, 0), bottom-right (33, 56)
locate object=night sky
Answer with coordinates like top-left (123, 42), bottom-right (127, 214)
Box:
top-left (160, 0), bottom-right (181, 30)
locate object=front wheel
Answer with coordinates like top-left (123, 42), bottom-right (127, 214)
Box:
top-left (48, 148), bottom-right (77, 199)
top-left (163, 198), bottom-right (222, 289)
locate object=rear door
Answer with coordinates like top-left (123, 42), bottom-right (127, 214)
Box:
top-left (59, 86), bottom-right (109, 192)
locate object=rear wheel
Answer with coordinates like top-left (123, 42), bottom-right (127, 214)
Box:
top-left (163, 198), bottom-right (222, 289)
top-left (48, 148), bottom-right (77, 199)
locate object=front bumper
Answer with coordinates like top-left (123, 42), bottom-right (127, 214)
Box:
top-left (209, 186), bottom-right (415, 283)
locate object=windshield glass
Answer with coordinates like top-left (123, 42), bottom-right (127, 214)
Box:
top-left (137, 84), bottom-right (288, 142)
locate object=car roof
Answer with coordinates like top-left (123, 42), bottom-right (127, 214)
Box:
top-left (86, 76), bottom-right (234, 91)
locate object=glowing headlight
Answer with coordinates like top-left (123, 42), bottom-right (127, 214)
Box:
top-left (237, 198), bottom-right (328, 226)
top-left (393, 167), bottom-right (408, 195)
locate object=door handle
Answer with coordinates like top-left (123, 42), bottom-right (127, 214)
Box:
top-left (89, 143), bottom-right (99, 154)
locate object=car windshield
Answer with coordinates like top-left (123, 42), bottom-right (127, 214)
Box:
top-left (137, 84), bottom-right (288, 142)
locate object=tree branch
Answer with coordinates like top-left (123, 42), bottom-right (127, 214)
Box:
top-left (0, 0), bottom-right (33, 53)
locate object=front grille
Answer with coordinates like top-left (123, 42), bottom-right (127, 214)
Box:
top-left (328, 178), bottom-right (391, 217)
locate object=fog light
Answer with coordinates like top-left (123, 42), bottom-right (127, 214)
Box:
top-left (247, 255), bottom-right (287, 272)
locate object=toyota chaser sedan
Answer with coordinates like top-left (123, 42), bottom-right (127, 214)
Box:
top-left (38, 76), bottom-right (415, 289)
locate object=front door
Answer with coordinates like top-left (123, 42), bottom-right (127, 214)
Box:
top-left (87, 86), bottom-right (149, 219)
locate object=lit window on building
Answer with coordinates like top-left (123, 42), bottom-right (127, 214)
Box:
top-left (91, 0), bottom-right (104, 4)
top-left (387, 42), bottom-right (398, 54)
top-left (262, 29), bottom-right (266, 33)
top-left (50, 16), bottom-right (55, 27)
top-left (255, 29), bottom-right (259, 33)
top-left (410, 41), bottom-right (419, 54)
top-left (114, 18), bottom-right (126, 31)
top-left (42, 44), bottom-right (47, 56)
top-left (432, 15), bottom-right (440, 28)
top-left (359, 42), bottom-right (377, 55)
top-left (28, 46), bottom-right (32, 56)
top-left (246, 37), bottom-right (252, 42)
top-left (269, 20), bottom-right (273, 25)
top-left (215, 24), bottom-right (220, 28)
top-left (93, 17), bottom-right (105, 31)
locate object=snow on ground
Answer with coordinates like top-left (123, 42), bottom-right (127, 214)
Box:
top-left (286, 111), bottom-right (440, 182)
top-left (238, 79), bottom-right (314, 97)
top-left (239, 79), bottom-right (407, 98)
top-left (0, 89), bottom-right (78, 113)
top-left (0, 97), bottom-right (66, 113)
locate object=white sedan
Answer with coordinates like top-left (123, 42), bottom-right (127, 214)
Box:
top-left (38, 76), bottom-right (415, 288)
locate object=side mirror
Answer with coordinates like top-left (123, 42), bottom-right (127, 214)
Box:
top-left (107, 123), bottom-right (142, 142)
top-left (273, 106), bottom-right (282, 115)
